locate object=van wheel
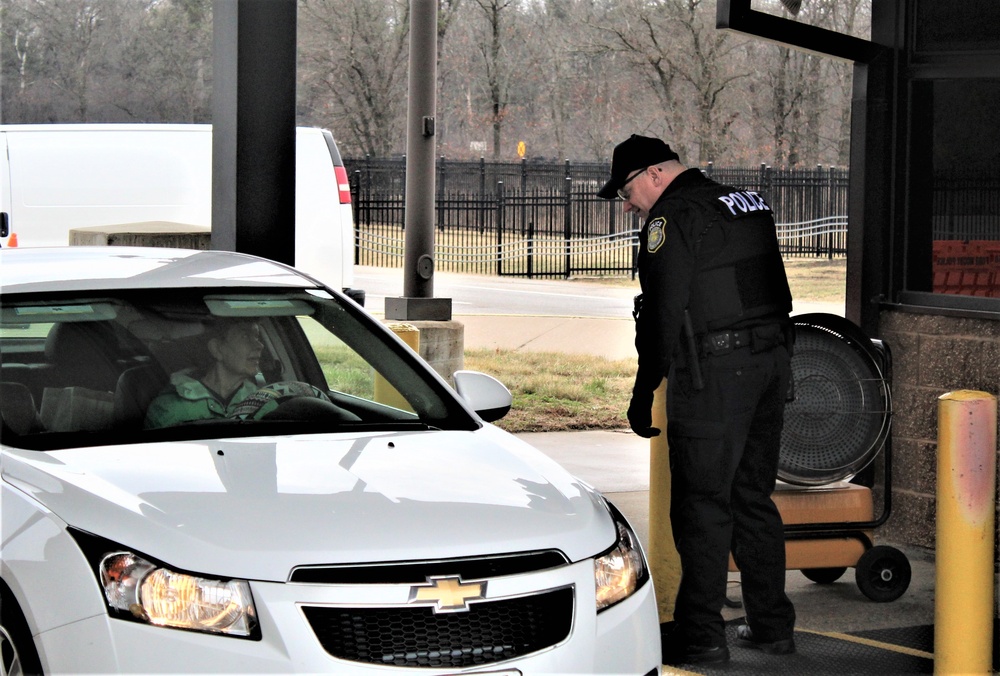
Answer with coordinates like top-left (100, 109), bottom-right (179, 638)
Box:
top-left (1, 583), bottom-right (43, 675)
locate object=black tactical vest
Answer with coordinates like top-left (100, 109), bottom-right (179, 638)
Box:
top-left (680, 182), bottom-right (792, 333)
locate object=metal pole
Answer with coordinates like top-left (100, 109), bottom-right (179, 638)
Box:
top-left (403, 0), bottom-right (437, 300)
top-left (935, 390), bottom-right (996, 675)
top-left (385, 0), bottom-right (451, 321)
top-left (563, 175), bottom-right (571, 278)
top-left (496, 181), bottom-right (504, 277)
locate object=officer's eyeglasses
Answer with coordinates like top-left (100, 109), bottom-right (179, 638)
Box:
top-left (617, 167), bottom-right (646, 201)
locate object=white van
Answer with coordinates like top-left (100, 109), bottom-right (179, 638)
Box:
top-left (0, 124), bottom-right (362, 302)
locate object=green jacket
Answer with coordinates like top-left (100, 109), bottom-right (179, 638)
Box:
top-left (144, 369), bottom-right (259, 429)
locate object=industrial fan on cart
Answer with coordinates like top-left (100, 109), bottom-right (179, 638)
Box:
top-left (729, 313), bottom-right (911, 603)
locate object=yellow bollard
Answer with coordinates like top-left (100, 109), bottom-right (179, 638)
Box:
top-left (374, 323), bottom-right (419, 412)
top-left (648, 378), bottom-right (681, 622)
top-left (935, 390), bottom-right (997, 675)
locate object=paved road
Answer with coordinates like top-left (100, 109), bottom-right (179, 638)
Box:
top-left (355, 266), bottom-right (638, 318)
top-left (355, 265), bottom-right (844, 319)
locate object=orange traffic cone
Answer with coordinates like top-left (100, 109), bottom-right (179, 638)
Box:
top-left (7, 232), bottom-right (18, 247)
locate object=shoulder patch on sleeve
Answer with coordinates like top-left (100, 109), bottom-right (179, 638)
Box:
top-left (647, 217), bottom-right (666, 253)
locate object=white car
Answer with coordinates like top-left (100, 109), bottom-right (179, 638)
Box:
top-left (0, 247), bottom-right (660, 675)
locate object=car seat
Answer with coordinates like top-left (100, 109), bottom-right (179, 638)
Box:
top-left (113, 363), bottom-right (170, 429)
top-left (1, 381), bottom-right (44, 436)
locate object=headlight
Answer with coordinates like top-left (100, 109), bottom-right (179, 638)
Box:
top-left (97, 551), bottom-right (258, 638)
top-left (594, 502), bottom-right (649, 612)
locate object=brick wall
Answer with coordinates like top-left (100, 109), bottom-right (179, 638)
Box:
top-left (877, 308), bottom-right (1000, 562)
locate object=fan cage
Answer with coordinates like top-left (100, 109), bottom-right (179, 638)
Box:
top-left (778, 317), bottom-right (892, 487)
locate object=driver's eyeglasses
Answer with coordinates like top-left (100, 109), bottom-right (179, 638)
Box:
top-left (617, 168), bottom-right (646, 201)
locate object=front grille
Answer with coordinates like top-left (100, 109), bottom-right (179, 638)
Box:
top-left (290, 550), bottom-right (568, 584)
top-left (302, 587), bottom-right (574, 668)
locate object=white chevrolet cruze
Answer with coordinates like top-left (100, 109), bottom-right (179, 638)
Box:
top-left (0, 247), bottom-right (660, 675)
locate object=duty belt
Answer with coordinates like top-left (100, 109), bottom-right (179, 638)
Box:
top-left (700, 328), bottom-right (753, 356)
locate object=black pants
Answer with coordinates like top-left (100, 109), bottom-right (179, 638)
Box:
top-left (666, 343), bottom-right (795, 647)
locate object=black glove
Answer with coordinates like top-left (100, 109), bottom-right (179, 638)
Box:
top-left (627, 391), bottom-right (661, 438)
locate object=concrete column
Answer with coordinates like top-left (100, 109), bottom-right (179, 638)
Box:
top-left (211, 0), bottom-right (297, 265)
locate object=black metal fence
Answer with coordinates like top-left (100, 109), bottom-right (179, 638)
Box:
top-left (930, 170), bottom-right (1000, 241)
top-left (347, 157), bottom-right (850, 278)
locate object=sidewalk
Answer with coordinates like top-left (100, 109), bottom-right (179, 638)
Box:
top-left (459, 314), bottom-right (637, 360)
top-left (515, 429), bottom-right (936, 639)
top-left (456, 298), bottom-right (844, 361)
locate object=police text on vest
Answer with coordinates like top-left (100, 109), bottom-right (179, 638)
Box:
top-left (718, 191), bottom-right (770, 216)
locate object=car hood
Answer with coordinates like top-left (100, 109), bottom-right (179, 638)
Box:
top-left (2, 427), bottom-right (614, 581)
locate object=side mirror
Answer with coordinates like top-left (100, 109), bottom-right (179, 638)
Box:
top-left (453, 370), bottom-right (512, 422)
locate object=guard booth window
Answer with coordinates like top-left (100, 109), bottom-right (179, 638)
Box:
top-left (906, 79), bottom-right (1000, 301)
top-left (914, 0), bottom-right (1000, 52)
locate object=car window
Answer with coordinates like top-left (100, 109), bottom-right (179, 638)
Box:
top-left (298, 316), bottom-right (375, 400)
top-left (0, 289), bottom-right (476, 449)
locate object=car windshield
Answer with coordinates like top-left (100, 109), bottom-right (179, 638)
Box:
top-left (0, 288), bottom-right (477, 449)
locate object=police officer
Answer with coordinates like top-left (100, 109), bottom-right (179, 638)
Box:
top-left (598, 135), bottom-right (796, 666)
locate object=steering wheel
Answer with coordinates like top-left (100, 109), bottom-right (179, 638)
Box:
top-left (230, 381), bottom-right (345, 421)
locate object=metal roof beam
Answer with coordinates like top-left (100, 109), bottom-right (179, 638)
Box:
top-left (716, 0), bottom-right (883, 64)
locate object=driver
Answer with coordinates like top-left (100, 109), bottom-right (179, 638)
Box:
top-left (144, 319), bottom-right (264, 428)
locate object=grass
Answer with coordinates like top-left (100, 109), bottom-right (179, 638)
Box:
top-left (466, 257), bottom-right (846, 433)
top-left (782, 257), bottom-right (850, 302)
top-left (463, 349), bottom-right (636, 433)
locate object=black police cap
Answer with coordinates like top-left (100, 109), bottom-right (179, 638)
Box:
top-left (597, 135), bottom-right (680, 199)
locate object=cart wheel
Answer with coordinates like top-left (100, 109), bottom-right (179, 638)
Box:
top-left (802, 567), bottom-right (847, 584)
top-left (855, 545), bottom-right (911, 602)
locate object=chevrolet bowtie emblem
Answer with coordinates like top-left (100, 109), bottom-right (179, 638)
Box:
top-left (409, 576), bottom-right (487, 613)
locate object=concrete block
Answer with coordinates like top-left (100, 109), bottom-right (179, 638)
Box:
top-left (882, 309), bottom-right (1000, 339)
top-left (881, 490), bottom-right (936, 548)
top-left (412, 320), bottom-right (464, 384)
top-left (920, 335), bottom-right (1000, 392)
top-left (69, 222), bottom-right (211, 249)
top-left (893, 438), bottom-right (937, 497)
top-left (382, 319), bottom-right (464, 386)
top-left (892, 383), bottom-right (941, 442)
top-left (879, 328), bottom-right (920, 385)
top-left (384, 297), bottom-right (453, 321)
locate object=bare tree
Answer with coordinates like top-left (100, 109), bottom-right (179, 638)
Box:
top-left (11, 0), bottom-right (107, 120)
top-left (298, 0), bottom-right (410, 156)
top-left (470, 0), bottom-right (514, 159)
top-left (524, 0), bottom-right (602, 161)
top-left (109, 0), bottom-right (213, 122)
top-left (755, 42), bottom-right (812, 167)
top-left (590, 0), bottom-right (749, 164)
top-left (824, 0), bottom-right (868, 166)
top-left (1, 2), bottom-right (39, 121)
top-left (143, 0), bottom-right (212, 122)
top-left (0, 0), bottom-right (860, 168)
top-left (1, 0), bottom-right (212, 123)
top-left (436, 0), bottom-right (464, 62)
top-left (739, 0), bottom-right (867, 167)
